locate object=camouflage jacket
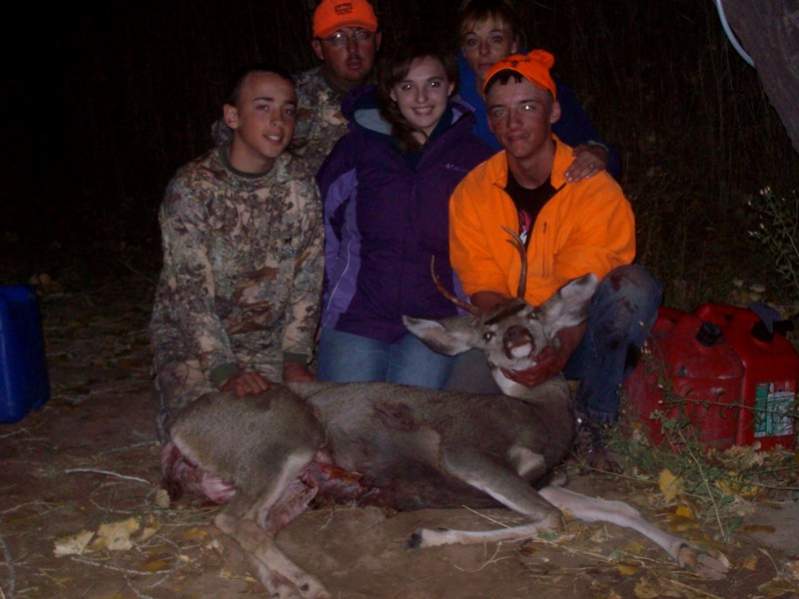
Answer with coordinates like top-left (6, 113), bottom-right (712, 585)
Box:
top-left (291, 66), bottom-right (350, 174)
top-left (211, 66), bottom-right (349, 175)
top-left (149, 146), bottom-right (324, 386)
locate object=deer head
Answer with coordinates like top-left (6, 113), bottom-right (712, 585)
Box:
top-left (403, 228), bottom-right (598, 396)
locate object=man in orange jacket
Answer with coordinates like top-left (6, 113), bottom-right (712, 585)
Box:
top-left (447, 50), bottom-right (662, 468)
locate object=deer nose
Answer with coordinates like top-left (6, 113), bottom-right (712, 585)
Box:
top-left (503, 326), bottom-right (535, 359)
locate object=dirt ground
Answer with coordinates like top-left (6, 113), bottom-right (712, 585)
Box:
top-left (2, 276), bottom-right (799, 599)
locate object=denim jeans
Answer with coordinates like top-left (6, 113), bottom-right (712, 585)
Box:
top-left (563, 264), bottom-right (662, 423)
top-left (446, 265), bottom-right (662, 423)
top-left (317, 327), bottom-right (455, 390)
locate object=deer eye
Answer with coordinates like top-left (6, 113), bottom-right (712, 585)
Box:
top-left (483, 331), bottom-right (495, 342)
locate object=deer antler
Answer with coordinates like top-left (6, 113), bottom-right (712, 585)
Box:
top-left (501, 226), bottom-right (528, 300)
top-left (430, 256), bottom-right (480, 315)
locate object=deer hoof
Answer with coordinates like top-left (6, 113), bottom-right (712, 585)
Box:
top-left (407, 527), bottom-right (450, 549)
top-left (677, 544), bottom-right (730, 580)
top-left (407, 531), bottom-right (423, 549)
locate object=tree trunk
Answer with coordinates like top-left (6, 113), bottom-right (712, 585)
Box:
top-left (721, 0), bottom-right (799, 154)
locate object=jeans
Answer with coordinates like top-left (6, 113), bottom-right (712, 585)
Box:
top-left (446, 265), bottom-right (662, 423)
top-left (317, 327), bottom-right (455, 390)
top-left (563, 264), bottom-right (662, 423)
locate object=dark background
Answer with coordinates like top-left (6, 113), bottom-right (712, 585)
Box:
top-left (7, 0), bottom-right (799, 306)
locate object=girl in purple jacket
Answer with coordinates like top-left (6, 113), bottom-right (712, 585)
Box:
top-left (316, 40), bottom-right (494, 388)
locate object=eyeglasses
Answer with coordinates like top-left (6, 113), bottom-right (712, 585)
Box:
top-left (320, 28), bottom-right (374, 48)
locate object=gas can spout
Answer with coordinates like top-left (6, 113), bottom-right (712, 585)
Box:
top-left (696, 322), bottom-right (723, 347)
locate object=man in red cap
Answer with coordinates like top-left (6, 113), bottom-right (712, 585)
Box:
top-left (446, 50), bottom-right (662, 470)
top-left (292, 0), bottom-right (382, 173)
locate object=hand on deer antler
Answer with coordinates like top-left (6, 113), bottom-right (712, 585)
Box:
top-left (502, 322), bottom-right (586, 388)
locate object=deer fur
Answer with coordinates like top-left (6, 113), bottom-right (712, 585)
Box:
top-left (162, 274), bottom-right (728, 598)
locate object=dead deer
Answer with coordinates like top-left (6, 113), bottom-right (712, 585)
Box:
top-left (162, 233), bottom-right (729, 598)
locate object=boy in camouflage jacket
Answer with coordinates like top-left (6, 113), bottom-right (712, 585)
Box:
top-left (150, 64), bottom-right (323, 441)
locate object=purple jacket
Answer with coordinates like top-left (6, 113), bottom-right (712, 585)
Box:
top-left (317, 88), bottom-right (494, 343)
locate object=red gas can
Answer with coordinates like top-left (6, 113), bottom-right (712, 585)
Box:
top-left (625, 307), bottom-right (744, 449)
top-left (695, 304), bottom-right (798, 450)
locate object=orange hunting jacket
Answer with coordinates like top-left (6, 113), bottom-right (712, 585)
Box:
top-left (449, 136), bottom-right (636, 306)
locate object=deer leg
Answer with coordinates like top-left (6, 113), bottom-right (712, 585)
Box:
top-left (539, 486), bottom-right (729, 580)
top-left (216, 514), bottom-right (329, 599)
top-left (215, 450), bottom-right (331, 598)
top-left (507, 445), bottom-right (548, 480)
top-left (409, 449), bottom-right (562, 548)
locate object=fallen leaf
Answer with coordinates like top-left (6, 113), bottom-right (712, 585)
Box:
top-left (715, 475), bottom-right (761, 498)
top-left (785, 559), bottom-right (799, 580)
top-left (29, 272), bottom-right (64, 295)
top-left (617, 563), bottom-right (638, 576)
top-left (674, 504), bottom-right (694, 519)
top-left (668, 514), bottom-right (700, 532)
top-left (142, 558), bottom-right (171, 572)
top-left (623, 540), bottom-right (647, 555)
top-left (154, 488), bottom-right (171, 508)
top-left (182, 527), bottom-right (209, 541)
top-left (92, 517), bottom-right (141, 551)
top-left (658, 469), bottom-right (683, 503)
top-left (53, 530), bottom-right (94, 557)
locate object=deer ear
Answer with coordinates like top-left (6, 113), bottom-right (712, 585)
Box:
top-left (539, 274), bottom-right (599, 335)
top-left (403, 315), bottom-right (480, 356)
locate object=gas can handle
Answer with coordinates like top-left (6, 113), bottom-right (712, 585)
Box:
top-left (751, 317), bottom-right (795, 343)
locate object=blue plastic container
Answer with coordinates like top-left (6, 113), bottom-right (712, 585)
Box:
top-left (0, 285), bottom-right (50, 423)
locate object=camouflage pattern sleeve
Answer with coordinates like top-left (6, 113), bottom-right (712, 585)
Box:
top-left (280, 177), bottom-right (324, 360)
top-left (158, 174), bottom-right (238, 377)
top-left (291, 67), bottom-right (350, 175)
